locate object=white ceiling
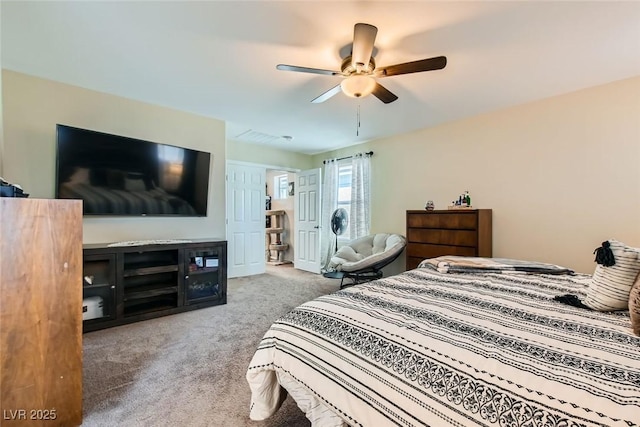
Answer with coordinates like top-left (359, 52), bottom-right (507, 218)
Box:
top-left (2, 1), bottom-right (639, 154)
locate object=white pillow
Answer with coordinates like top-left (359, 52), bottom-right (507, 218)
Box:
top-left (584, 239), bottom-right (640, 311)
top-left (67, 167), bottom-right (89, 184)
top-left (124, 177), bottom-right (146, 192)
top-left (333, 245), bottom-right (364, 263)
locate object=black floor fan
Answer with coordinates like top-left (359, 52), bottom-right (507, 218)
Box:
top-left (330, 208), bottom-right (349, 252)
top-left (323, 208), bottom-right (349, 278)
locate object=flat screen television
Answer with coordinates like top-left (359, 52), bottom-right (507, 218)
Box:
top-left (55, 124), bottom-right (211, 216)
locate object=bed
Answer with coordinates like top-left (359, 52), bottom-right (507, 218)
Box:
top-left (246, 257), bottom-right (640, 427)
top-left (59, 182), bottom-right (197, 215)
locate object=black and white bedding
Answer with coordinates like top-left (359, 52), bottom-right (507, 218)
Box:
top-left (246, 263), bottom-right (640, 426)
top-left (59, 182), bottom-right (197, 215)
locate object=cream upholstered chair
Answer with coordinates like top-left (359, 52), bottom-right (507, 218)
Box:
top-left (328, 233), bottom-right (406, 288)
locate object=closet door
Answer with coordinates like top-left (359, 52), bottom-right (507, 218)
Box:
top-left (226, 162), bottom-right (266, 278)
top-left (295, 168), bottom-right (322, 274)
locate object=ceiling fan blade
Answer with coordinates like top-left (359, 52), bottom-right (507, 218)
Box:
top-left (277, 64), bottom-right (342, 76)
top-left (311, 84), bottom-right (342, 103)
top-left (376, 56), bottom-right (447, 78)
top-left (352, 23), bottom-right (377, 70)
top-left (371, 82), bottom-right (398, 104)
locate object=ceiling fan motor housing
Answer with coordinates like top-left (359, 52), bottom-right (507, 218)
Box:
top-left (340, 56), bottom-right (377, 98)
top-left (341, 56), bottom-right (376, 76)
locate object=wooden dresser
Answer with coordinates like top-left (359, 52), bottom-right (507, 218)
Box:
top-left (1, 199), bottom-right (83, 426)
top-left (406, 209), bottom-right (492, 270)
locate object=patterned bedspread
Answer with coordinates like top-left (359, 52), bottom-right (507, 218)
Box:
top-left (246, 267), bottom-right (640, 427)
top-left (59, 182), bottom-right (197, 215)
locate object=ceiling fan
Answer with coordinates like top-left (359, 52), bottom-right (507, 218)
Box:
top-left (276, 23), bottom-right (447, 104)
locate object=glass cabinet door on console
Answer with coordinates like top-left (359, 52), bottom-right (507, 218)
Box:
top-left (185, 247), bottom-right (224, 304)
top-left (82, 254), bottom-right (116, 331)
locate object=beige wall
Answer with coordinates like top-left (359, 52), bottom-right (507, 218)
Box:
top-left (313, 76), bottom-right (640, 274)
top-left (2, 70), bottom-right (227, 244)
top-left (227, 139), bottom-right (313, 171)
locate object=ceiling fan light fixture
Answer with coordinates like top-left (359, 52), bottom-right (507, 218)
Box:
top-left (340, 75), bottom-right (376, 98)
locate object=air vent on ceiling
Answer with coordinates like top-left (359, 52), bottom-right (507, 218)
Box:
top-left (234, 129), bottom-right (289, 144)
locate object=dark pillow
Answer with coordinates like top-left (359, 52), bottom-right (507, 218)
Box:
top-left (106, 169), bottom-right (126, 189)
top-left (629, 274), bottom-right (640, 336)
top-left (89, 168), bottom-right (108, 186)
top-left (584, 239), bottom-right (640, 311)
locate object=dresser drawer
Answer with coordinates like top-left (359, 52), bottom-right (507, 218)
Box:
top-left (407, 228), bottom-right (477, 247)
top-left (407, 212), bottom-right (477, 230)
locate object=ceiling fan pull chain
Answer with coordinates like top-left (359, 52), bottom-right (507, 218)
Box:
top-left (356, 104), bottom-right (361, 136)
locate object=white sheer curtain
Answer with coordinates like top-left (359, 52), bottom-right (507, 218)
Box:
top-left (320, 159), bottom-right (339, 272)
top-left (349, 153), bottom-right (371, 239)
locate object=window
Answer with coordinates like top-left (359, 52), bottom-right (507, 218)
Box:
top-left (274, 174), bottom-right (288, 199)
top-left (337, 163), bottom-right (352, 239)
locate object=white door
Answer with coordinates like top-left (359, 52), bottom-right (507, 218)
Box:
top-left (294, 168), bottom-right (322, 274)
top-left (226, 163), bottom-right (266, 278)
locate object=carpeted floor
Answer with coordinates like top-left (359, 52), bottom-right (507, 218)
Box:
top-left (82, 265), bottom-right (339, 427)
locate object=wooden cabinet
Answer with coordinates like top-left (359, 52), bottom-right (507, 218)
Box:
top-left (406, 209), bottom-right (492, 270)
top-left (0, 198), bottom-right (83, 426)
top-left (82, 239), bottom-right (227, 332)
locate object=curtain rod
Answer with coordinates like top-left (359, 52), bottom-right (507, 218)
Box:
top-left (323, 151), bottom-right (374, 164)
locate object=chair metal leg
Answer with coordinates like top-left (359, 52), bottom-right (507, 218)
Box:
top-left (340, 269), bottom-right (383, 288)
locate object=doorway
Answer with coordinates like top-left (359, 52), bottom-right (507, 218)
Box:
top-left (226, 161), bottom-right (322, 277)
top-left (266, 169), bottom-right (295, 265)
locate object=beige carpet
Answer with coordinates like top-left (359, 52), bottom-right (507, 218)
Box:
top-left (82, 265), bottom-right (339, 426)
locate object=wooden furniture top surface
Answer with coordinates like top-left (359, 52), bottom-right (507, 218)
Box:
top-left (406, 209), bottom-right (491, 213)
top-left (83, 238), bottom-right (226, 252)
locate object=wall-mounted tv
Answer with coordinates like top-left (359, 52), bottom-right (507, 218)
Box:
top-left (55, 124), bottom-right (211, 216)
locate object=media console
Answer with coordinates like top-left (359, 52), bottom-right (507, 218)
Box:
top-left (82, 238), bottom-right (227, 332)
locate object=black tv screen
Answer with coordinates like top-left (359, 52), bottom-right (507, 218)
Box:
top-left (55, 125), bottom-right (210, 216)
